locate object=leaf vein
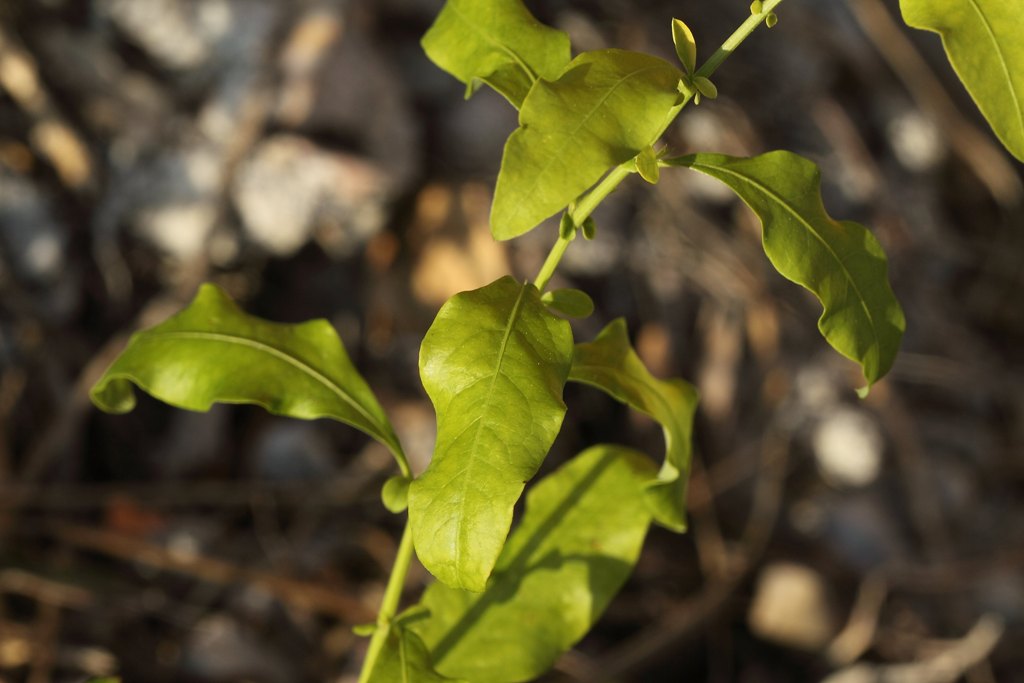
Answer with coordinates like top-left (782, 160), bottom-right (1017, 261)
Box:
top-left (965, 0), bottom-right (1024, 140)
top-left (691, 163), bottom-right (881, 356)
top-left (505, 63), bottom-right (672, 227)
top-left (152, 330), bottom-right (383, 435)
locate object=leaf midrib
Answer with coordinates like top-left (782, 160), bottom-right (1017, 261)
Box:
top-left (153, 330), bottom-right (384, 434)
top-left (964, 0), bottom-right (1024, 142)
top-left (692, 162), bottom-right (881, 366)
top-left (448, 283), bottom-right (530, 578)
top-left (449, 1), bottom-right (539, 83)
top-left (503, 60), bottom-right (673, 228)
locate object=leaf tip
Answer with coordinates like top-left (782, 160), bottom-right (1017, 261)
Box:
top-left (671, 18), bottom-right (697, 74)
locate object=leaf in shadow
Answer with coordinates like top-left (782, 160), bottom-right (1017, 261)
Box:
top-left (409, 445), bottom-right (655, 683)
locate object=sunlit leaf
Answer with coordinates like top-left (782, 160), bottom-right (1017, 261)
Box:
top-left (693, 76), bottom-right (718, 100)
top-left (410, 277), bottom-right (574, 591)
top-left (492, 49), bottom-right (682, 240)
top-left (665, 151), bottom-right (905, 392)
top-left (410, 445), bottom-right (655, 682)
top-left (569, 319), bottom-right (698, 531)
top-left (421, 0), bottom-right (571, 108)
top-left (671, 18), bottom-right (697, 74)
top-left (90, 284), bottom-right (406, 467)
top-left (381, 476), bottom-right (411, 514)
top-left (635, 145), bottom-right (661, 184)
top-left (900, 0), bottom-right (1024, 161)
top-left (541, 288), bottom-right (595, 318)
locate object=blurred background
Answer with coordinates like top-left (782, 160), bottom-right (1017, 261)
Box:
top-left (1, 0), bottom-right (1023, 681)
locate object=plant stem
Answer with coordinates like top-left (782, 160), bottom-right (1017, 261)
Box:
top-left (358, 520), bottom-right (415, 682)
top-left (531, 0), bottom-right (786, 292)
top-left (533, 232), bottom-right (572, 292)
top-left (697, 0), bottom-right (786, 79)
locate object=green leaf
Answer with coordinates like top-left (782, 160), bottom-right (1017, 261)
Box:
top-left (693, 76), bottom-right (718, 100)
top-left (635, 145), bottom-right (661, 184)
top-left (900, 0), bottom-right (1024, 161)
top-left (90, 284), bottom-right (407, 468)
top-left (421, 0), bottom-right (571, 109)
top-left (381, 476), bottom-right (411, 514)
top-left (541, 288), bottom-right (595, 318)
top-left (364, 625), bottom-right (466, 683)
top-left (353, 623), bottom-right (377, 637)
top-left (410, 277), bottom-right (574, 591)
top-left (410, 445), bottom-right (655, 682)
top-left (665, 151), bottom-right (905, 392)
top-left (568, 319), bottom-right (698, 531)
top-left (491, 49), bottom-right (683, 240)
top-left (671, 18), bottom-right (697, 74)
top-left (581, 216), bottom-right (597, 240)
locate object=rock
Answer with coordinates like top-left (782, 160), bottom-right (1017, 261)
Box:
top-left (278, 17), bottom-right (420, 190)
top-left (0, 168), bottom-right (67, 285)
top-left (182, 614), bottom-right (292, 683)
top-left (887, 107), bottom-right (946, 172)
top-left (813, 407), bottom-right (885, 488)
top-left (116, 145), bottom-right (223, 263)
top-left (748, 561), bottom-right (837, 651)
top-left (0, 167), bottom-right (78, 322)
top-left (251, 421), bottom-right (337, 481)
top-left (97, 0), bottom-right (276, 74)
top-left (97, 0), bottom-right (222, 71)
top-left (232, 134), bottom-right (391, 258)
top-left (792, 493), bottom-right (910, 571)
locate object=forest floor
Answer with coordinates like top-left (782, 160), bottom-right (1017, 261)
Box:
top-left (1, 0), bottom-right (1023, 681)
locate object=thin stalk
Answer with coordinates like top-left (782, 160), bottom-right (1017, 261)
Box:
top-left (533, 232), bottom-right (573, 292)
top-left (530, 0), bottom-right (786, 290)
top-left (358, 520), bottom-right (415, 682)
top-left (697, 0), bottom-right (786, 79)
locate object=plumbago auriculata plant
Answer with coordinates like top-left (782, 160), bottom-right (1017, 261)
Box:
top-left (89, 0), bottom-right (1022, 680)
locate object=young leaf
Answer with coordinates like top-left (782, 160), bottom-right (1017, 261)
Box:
top-left (541, 288), bottom-right (595, 318)
top-left (90, 284), bottom-right (407, 468)
top-left (381, 475), bottom-right (411, 513)
top-left (410, 277), bottom-right (574, 592)
top-left (900, 0), bottom-right (1024, 161)
top-left (492, 49), bottom-right (683, 240)
top-left (671, 18), bottom-right (698, 74)
top-left (635, 145), bottom-right (661, 184)
top-left (363, 625), bottom-right (466, 683)
top-left (410, 445), bottom-right (655, 682)
top-left (665, 151), bottom-right (905, 392)
top-left (693, 76), bottom-right (718, 100)
top-left (421, 0), bottom-right (571, 109)
top-left (568, 319), bottom-right (698, 531)
top-left (581, 216), bottom-right (597, 240)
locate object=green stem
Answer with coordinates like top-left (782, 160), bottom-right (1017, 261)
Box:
top-left (530, 0), bottom-right (785, 291)
top-left (696, 0), bottom-right (786, 79)
top-left (533, 232), bottom-right (572, 293)
top-left (358, 520), bottom-right (415, 683)
top-left (570, 162), bottom-right (634, 226)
